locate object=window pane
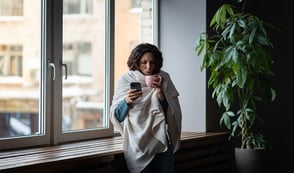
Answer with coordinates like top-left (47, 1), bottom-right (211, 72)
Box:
top-left (0, 0), bottom-right (42, 139)
top-left (114, 0), bottom-right (154, 85)
top-left (62, 0), bottom-right (106, 131)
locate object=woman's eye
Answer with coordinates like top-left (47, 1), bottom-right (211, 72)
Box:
top-left (141, 61), bottom-right (155, 64)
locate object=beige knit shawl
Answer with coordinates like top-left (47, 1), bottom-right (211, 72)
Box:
top-left (110, 70), bottom-right (182, 173)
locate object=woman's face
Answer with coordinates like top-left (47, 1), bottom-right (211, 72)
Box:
top-left (139, 52), bottom-right (156, 75)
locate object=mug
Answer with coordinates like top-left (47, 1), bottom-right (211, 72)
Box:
top-left (145, 75), bottom-right (158, 87)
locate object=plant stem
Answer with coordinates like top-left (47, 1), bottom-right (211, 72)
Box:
top-left (241, 0), bottom-right (247, 13)
top-left (238, 88), bottom-right (248, 149)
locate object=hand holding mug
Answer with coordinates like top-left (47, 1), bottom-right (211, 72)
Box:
top-left (145, 75), bottom-right (162, 88)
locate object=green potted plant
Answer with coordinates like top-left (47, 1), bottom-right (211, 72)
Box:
top-left (195, 2), bottom-right (278, 172)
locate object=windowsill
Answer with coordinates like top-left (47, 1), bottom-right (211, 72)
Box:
top-left (0, 135), bottom-right (123, 171)
top-left (0, 132), bottom-right (230, 172)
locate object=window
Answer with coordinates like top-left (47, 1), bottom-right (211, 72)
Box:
top-left (115, 0), bottom-right (156, 84)
top-left (63, 0), bottom-right (93, 15)
top-left (0, 45), bottom-right (23, 77)
top-left (0, 0), bottom-right (42, 149)
top-left (61, 0), bottom-right (107, 136)
top-left (0, 0), bottom-right (157, 150)
top-left (0, 0), bottom-right (23, 16)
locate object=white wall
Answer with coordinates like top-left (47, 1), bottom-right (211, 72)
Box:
top-left (159, 0), bottom-right (206, 132)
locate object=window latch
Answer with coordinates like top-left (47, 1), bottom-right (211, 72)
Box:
top-left (48, 62), bottom-right (55, 80)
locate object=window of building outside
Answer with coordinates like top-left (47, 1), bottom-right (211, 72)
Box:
top-left (0, 0), bottom-right (23, 16)
top-left (0, 0), bottom-right (156, 150)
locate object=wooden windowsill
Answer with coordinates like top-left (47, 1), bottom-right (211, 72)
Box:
top-left (0, 132), bottom-right (230, 172)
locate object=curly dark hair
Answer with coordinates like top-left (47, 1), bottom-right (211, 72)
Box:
top-left (127, 43), bottom-right (163, 74)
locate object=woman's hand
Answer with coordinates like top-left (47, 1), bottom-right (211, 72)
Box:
top-left (152, 75), bottom-right (165, 101)
top-left (125, 89), bottom-right (142, 105)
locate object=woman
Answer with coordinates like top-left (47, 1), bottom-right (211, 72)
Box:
top-left (110, 43), bottom-right (182, 173)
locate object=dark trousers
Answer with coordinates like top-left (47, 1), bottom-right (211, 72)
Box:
top-left (140, 145), bottom-right (174, 173)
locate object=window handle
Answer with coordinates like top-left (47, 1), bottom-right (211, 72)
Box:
top-left (48, 62), bottom-right (56, 80)
top-left (62, 63), bottom-right (68, 80)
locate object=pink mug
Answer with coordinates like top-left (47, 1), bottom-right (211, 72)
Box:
top-left (145, 75), bottom-right (158, 87)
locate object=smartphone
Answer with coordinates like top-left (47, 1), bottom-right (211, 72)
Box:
top-left (130, 82), bottom-right (142, 91)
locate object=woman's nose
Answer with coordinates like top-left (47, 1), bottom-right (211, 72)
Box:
top-left (146, 62), bottom-right (151, 69)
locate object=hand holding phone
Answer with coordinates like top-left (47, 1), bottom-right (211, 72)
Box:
top-left (127, 82), bottom-right (142, 104)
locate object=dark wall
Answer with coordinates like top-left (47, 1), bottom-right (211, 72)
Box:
top-left (206, 0), bottom-right (293, 172)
